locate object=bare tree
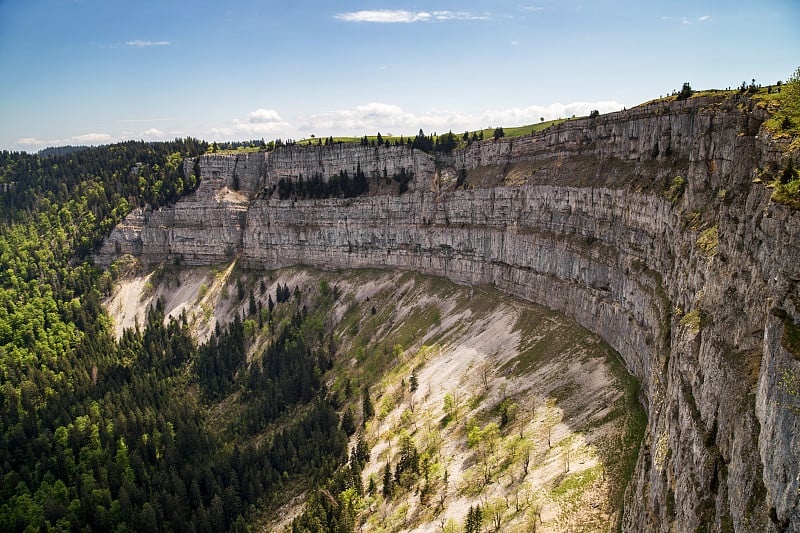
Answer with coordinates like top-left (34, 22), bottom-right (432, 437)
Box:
top-left (514, 483), bottom-right (531, 513)
top-left (439, 469), bottom-right (449, 507)
top-left (521, 441), bottom-right (533, 477)
top-left (443, 390), bottom-right (460, 421)
top-left (527, 502), bottom-right (543, 533)
top-left (479, 362), bottom-right (492, 391)
top-left (517, 406), bottom-right (528, 439)
top-left (487, 497), bottom-right (505, 532)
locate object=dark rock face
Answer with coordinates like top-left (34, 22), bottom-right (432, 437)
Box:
top-left (98, 94), bottom-right (799, 531)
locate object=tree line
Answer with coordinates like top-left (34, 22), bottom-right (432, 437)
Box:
top-left (275, 165), bottom-right (369, 200)
top-left (0, 142), bottom-right (355, 531)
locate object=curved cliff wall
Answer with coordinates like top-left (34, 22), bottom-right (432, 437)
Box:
top-left (98, 94), bottom-right (799, 532)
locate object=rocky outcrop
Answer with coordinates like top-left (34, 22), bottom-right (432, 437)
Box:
top-left (98, 94), bottom-right (799, 532)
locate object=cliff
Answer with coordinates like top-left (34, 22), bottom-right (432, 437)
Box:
top-left (97, 93), bottom-right (800, 532)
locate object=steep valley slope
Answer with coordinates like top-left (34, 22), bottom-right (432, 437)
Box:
top-left (106, 264), bottom-right (644, 532)
top-left (99, 93), bottom-right (800, 531)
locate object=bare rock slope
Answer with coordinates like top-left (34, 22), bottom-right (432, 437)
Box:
top-left (98, 94), bottom-right (800, 532)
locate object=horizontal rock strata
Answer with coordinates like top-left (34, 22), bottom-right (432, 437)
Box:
top-left (98, 94), bottom-right (800, 532)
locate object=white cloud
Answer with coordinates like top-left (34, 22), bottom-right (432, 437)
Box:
top-left (126, 40), bottom-right (171, 47)
top-left (72, 133), bottom-right (113, 143)
top-left (297, 101), bottom-right (624, 139)
top-left (248, 108), bottom-right (283, 124)
top-left (301, 103), bottom-right (421, 134)
top-left (13, 132), bottom-right (116, 151)
top-left (478, 101), bottom-right (623, 126)
top-left (335, 10), bottom-right (426, 23)
top-left (210, 108), bottom-right (290, 138)
top-left (335, 9), bottom-right (485, 23)
top-left (431, 10), bottom-right (488, 21)
top-left (663, 15), bottom-right (711, 25)
top-left (11, 100), bottom-right (627, 151)
top-left (16, 137), bottom-right (47, 147)
top-left (141, 128), bottom-right (166, 139)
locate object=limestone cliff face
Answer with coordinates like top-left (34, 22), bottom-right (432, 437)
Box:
top-left (98, 94), bottom-right (799, 532)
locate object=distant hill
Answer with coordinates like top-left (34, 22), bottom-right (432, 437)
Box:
top-left (37, 144), bottom-right (93, 158)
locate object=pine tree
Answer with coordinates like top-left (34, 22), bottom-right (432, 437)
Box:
top-left (341, 408), bottom-right (356, 436)
top-left (465, 504), bottom-right (483, 533)
top-left (362, 387), bottom-right (374, 424)
top-left (354, 434), bottom-right (370, 464)
top-left (248, 293), bottom-right (257, 316)
top-left (382, 463), bottom-right (393, 497)
top-left (781, 158), bottom-right (797, 185)
top-left (677, 82), bottom-right (693, 100)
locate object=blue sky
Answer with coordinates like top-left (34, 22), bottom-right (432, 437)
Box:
top-left (1, 0), bottom-right (798, 151)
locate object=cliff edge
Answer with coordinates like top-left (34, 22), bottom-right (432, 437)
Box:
top-left (98, 93), bottom-right (800, 531)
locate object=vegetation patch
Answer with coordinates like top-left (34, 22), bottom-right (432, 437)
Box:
top-left (778, 370), bottom-right (800, 415)
top-left (771, 158), bottom-right (800, 209)
top-left (294, 118), bottom-right (573, 149)
top-left (599, 349), bottom-right (647, 516)
top-left (551, 465), bottom-right (602, 499)
top-left (502, 311), bottom-right (587, 376)
top-left (665, 175), bottom-right (686, 204)
top-left (696, 225), bottom-right (719, 257)
top-left (759, 67), bottom-right (800, 208)
top-left (680, 309), bottom-right (710, 335)
top-left (759, 66), bottom-right (800, 140)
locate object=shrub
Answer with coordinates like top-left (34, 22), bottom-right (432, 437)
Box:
top-left (696, 226), bottom-right (719, 256)
top-left (772, 159), bottom-right (800, 208)
top-left (665, 176), bottom-right (686, 204)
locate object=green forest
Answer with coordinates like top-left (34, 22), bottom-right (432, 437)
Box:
top-left (0, 142), bottom-right (359, 531)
